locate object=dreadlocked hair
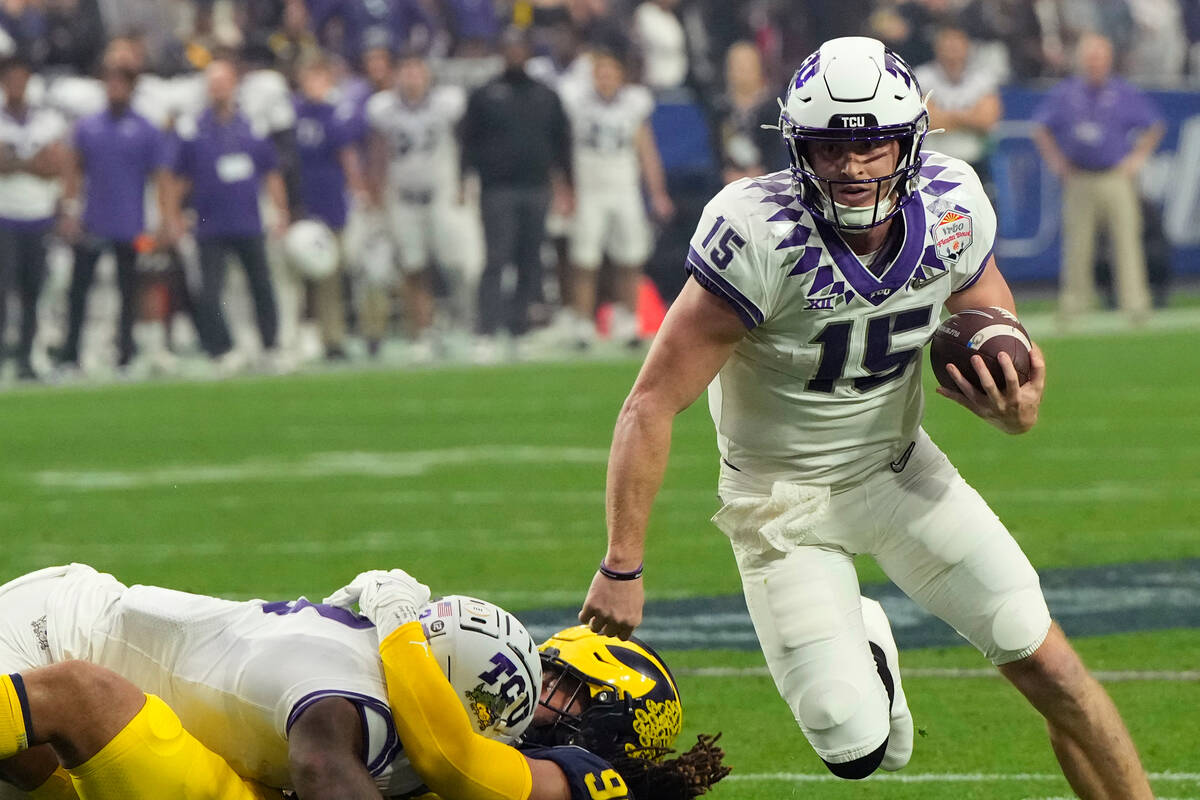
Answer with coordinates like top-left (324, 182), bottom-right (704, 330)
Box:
top-left (608, 733), bottom-right (732, 799)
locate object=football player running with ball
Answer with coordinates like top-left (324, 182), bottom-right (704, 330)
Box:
top-left (579, 37), bottom-right (1152, 798)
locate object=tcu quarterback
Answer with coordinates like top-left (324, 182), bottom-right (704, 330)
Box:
top-left (579, 37), bottom-right (1152, 797)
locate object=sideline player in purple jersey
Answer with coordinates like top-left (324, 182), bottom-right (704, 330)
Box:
top-left (579, 37), bottom-right (1152, 797)
top-left (293, 53), bottom-right (367, 361)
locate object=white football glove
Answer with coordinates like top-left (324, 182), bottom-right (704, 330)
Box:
top-left (323, 569), bottom-right (432, 639)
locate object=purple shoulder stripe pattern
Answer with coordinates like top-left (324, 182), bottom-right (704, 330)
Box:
top-left (287, 690), bottom-right (402, 778)
top-left (953, 244), bottom-right (995, 293)
top-left (922, 178), bottom-right (961, 197)
top-left (686, 246), bottom-right (764, 328)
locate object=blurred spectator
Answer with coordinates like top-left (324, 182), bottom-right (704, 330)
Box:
top-left (311, 0), bottom-right (435, 67)
top-left (559, 47), bottom-right (672, 347)
top-left (170, 55), bottom-right (289, 368)
top-left (365, 51), bottom-right (466, 359)
top-left (56, 56), bottom-right (172, 371)
top-left (293, 52), bottom-right (365, 360)
top-left (460, 27), bottom-right (571, 359)
top-left (1033, 32), bottom-right (1164, 324)
top-left (526, 15), bottom-right (592, 97)
top-left (958, 0), bottom-right (1047, 81)
top-left (43, 0), bottom-right (106, 74)
top-left (1126, 0), bottom-right (1187, 81)
top-left (633, 0), bottom-right (687, 90)
top-left (915, 26), bottom-right (1002, 179)
top-left (710, 40), bottom-right (785, 185)
top-left (442, 0), bottom-right (502, 56)
top-left (870, 0), bottom-right (959, 69)
top-left (260, 0), bottom-right (322, 75)
top-left (0, 0), bottom-right (48, 66)
top-left (0, 52), bottom-right (68, 381)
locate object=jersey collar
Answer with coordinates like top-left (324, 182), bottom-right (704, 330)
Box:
top-left (810, 194), bottom-right (925, 306)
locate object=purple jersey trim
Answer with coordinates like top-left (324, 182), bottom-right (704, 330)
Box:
top-left (286, 690), bottom-right (401, 777)
top-left (685, 246), bottom-right (764, 328)
top-left (809, 196), bottom-right (926, 306)
top-left (260, 598), bottom-right (375, 629)
top-left (953, 244), bottom-right (994, 293)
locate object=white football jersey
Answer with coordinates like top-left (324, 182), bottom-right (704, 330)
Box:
top-left (367, 86), bottom-right (466, 195)
top-left (36, 566), bottom-right (424, 795)
top-left (0, 105), bottom-right (66, 221)
top-left (561, 84), bottom-right (654, 192)
top-left (687, 152), bottom-right (997, 491)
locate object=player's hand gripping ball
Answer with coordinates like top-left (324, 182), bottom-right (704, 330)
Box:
top-left (930, 307), bottom-right (1032, 392)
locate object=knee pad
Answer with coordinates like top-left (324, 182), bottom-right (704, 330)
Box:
top-left (988, 587), bottom-right (1052, 665)
top-left (796, 679), bottom-right (861, 732)
top-left (794, 677), bottom-right (890, 769)
top-left (822, 739), bottom-right (888, 780)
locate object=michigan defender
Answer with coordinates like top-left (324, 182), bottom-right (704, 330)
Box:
top-left (559, 49), bottom-right (673, 347)
top-left (580, 37), bottom-right (1152, 797)
top-left (329, 570), bottom-right (730, 800)
top-left (365, 53), bottom-right (467, 358)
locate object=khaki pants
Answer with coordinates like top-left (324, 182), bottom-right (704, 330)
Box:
top-left (314, 269), bottom-right (346, 350)
top-left (1060, 169), bottom-right (1151, 318)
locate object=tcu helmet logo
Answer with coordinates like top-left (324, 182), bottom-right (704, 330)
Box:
top-left (840, 115), bottom-right (866, 127)
top-left (931, 210), bottom-right (973, 265)
top-left (465, 652), bottom-right (533, 733)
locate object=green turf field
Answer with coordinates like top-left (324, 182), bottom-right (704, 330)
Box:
top-left (1, 323), bottom-right (1198, 798)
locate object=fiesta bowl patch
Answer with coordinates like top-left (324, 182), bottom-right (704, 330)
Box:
top-left (932, 210), bottom-right (973, 264)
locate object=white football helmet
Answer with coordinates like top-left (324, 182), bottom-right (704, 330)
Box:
top-left (284, 219), bottom-right (339, 280)
top-left (779, 36), bottom-right (929, 231)
top-left (418, 595), bottom-right (542, 744)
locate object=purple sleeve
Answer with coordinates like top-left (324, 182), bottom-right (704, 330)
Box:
top-left (150, 125), bottom-right (170, 170)
top-left (172, 133), bottom-right (193, 176)
top-left (255, 134), bottom-right (280, 174)
top-left (1127, 85), bottom-right (1164, 130)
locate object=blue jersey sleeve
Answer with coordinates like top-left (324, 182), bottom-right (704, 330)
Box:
top-left (518, 745), bottom-right (633, 800)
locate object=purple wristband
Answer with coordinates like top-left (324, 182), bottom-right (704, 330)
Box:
top-left (598, 560), bottom-right (643, 581)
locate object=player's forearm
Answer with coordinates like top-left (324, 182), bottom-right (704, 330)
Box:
top-left (604, 392), bottom-right (675, 568)
top-left (377, 624), bottom-right (532, 800)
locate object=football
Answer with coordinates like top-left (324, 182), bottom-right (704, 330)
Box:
top-left (930, 307), bottom-right (1032, 392)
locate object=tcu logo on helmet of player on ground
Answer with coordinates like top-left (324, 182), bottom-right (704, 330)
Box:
top-left (419, 595), bottom-right (542, 743)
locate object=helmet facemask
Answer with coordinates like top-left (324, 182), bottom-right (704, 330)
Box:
top-left (781, 116), bottom-right (928, 232)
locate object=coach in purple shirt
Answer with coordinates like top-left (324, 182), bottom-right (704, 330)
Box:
top-left (170, 54), bottom-right (290, 361)
top-left (58, 59), bottom-right (171, 369)
top-left (1033, 32), bottom-right (1163, 325)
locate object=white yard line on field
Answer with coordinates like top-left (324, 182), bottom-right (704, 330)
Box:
top-left (725, 770), bottom-right (1200, 784)
top-left (29, 446), bottom-right (612, 490)
top-left (679, 665), bottom-right (1200, 682)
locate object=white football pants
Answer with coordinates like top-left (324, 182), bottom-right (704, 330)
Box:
top-left (721, 428), bottom-right (1051, 764)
